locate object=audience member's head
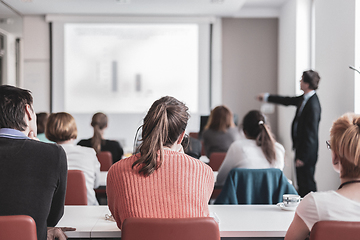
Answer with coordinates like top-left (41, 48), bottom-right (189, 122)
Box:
top-left (46, 112), bottom-right (78, 143)
top-left (302, 70), bottom-right (320, 90)
top-left (90, 112), bottom-right (108, 153)
top-left (133, 96), bottom-right (189, 176)
top-left (330, 113), bottom-right (360, 178)
top-left (0, 85), bottom-right (35, 132)
top-left (242, 110), bottom-right (276, 163)
top-left (36, 112), bottom-right (49, 134)
top-left (205, 105), bottom-right (234, 132)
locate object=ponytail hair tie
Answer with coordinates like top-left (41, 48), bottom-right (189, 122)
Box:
top-left (258, 120), bottom-right (264, 125)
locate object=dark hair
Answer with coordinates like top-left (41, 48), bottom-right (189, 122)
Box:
top-left (132, 96), bottom-right (190, 176)
top-left (242, 110), bottom-right (276, 164)
top-left (204, 105), bottom-right (234, 132)
top-left (36, 112), bottom-right (49, 134)
top-left (45, 112), bottom-right (78, 143)
top-left (0, 85), bottom-right (33, 131)
top-left (91, 112), bottom-right (108, 153)
top-left (302, 70), bottom-right (320, 90)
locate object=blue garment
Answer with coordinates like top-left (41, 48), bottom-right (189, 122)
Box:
top-left (0, 128), bottom-right (29, 139)
top-left (215, 168), bottom-right (298, 204)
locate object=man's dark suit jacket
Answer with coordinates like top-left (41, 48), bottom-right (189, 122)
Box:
top-left (268, 93), bottom-right (321, 167)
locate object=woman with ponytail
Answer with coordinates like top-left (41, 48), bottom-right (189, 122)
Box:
top-left (216, 110), bottom-right (285, 186)
top-left (106, 96), bottom-right (214, 230)
top-left (78, 112), bottom-right (124, 164)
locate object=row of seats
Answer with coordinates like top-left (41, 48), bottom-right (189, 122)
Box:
top-left (1, 214), bottom-right (360, 240)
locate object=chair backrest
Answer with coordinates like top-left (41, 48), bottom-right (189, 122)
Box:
top-left (309, 221), bottom-right (360, 240)
top-left (209, 152), bottom-right (227, 171)
top-left (0, 215), bottom-right (37, 240)
top-left (121, 217), bottom-right (220, 240)
top-left (189, 132), bottom-right (199, 139)
top-left (215, 168), bottom-right (298, 204)
top-left (65, 169), bottom-right (88, 205)
top-left (97, 151), bottom-right (113, 171)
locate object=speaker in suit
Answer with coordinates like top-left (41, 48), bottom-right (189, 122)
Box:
top-left (257, 70), bottom-right (321, 197)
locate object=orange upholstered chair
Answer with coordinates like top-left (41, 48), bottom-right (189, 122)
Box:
top-left (189, 132), bottom-right (199, 139)
top-left (309, 221), bottom-right (360, 240)
top-left (121, 217), bottom-right (220, 240)
top-left (209, 152), bottom-right (226, 171)
top-left (97, 151), bottom-right (113, 171)
top-left (65, 169), bottom-right (87, 205)
top-left (0, 215), bottom-right (37, 240)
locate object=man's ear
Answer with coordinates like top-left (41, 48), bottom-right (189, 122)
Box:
top-left (25, 104), bottom-right (33, 121)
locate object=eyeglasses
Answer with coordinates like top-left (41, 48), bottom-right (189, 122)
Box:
top-left (326, 140), bottom-right (331, 150)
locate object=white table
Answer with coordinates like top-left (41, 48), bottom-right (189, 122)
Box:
top-left (57, 205), bottom-right (295, 238)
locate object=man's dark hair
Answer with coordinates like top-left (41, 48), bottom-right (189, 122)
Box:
top-left (0, 85), bottom-right (33, 131)
top-left (302, 70), bottom-right (320, 90)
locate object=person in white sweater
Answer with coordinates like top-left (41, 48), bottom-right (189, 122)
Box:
top-left (216, 110), bottom-right (285, 186)
top-left (46, 112), bottom-right (100, 206)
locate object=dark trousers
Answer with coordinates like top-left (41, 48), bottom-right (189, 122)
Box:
top-left (296, 165), bottom-right (317, 197)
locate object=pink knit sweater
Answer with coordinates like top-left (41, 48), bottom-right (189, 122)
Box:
top-left (107, 149), bottom-right (214, 229)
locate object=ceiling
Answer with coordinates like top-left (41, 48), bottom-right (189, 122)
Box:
top-left (0, 0), bottom-right (288, 17)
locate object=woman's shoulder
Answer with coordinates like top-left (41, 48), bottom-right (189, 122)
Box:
top-left (77, 138), bottom-right (91, 147)
top-left (104, 139), bottom-right (121, 146)
top-left (300, 191), bottom-right (337, 207)
top-left (109, 154), bottom-right (138, 171)
top-left (75, 144), bottom-right (97, 155)
top-left (274, 142), bottom-right (285, 152)
top-left (164, 150), bottom-right (212, 170)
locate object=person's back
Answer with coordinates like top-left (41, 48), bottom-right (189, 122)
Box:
top-left (202, 106), bottom-right (240, 158)
top-left (0, 85), bottom-right (67, 240)
top-left (78, 112), bottom-right (124, 163)
top-left (78, 138), bottom-right (123, 164)
top-left (46, 112), bottom-right (101, 206)
top-left (216, 110), bottom-right (284, 186)
top-left (106, 96), bottom-right (214, 229)
top-left (0, 138), bottom-right (67, 240)
top-left (61, 143), bottom-right (100, 205)
top-left (107, 149), bottom-right (213, 228)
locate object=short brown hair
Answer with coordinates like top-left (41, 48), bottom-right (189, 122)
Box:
top-left (45, 112), bottom-right (78, 143)
top-left (302, 70), bottom-right (320, 90)
top-left (330, 113), bottom-right (360, 178)
top-left (205, 105), bottom-right (234, 132)
top-left (36, 112), bottom-right (49, 134)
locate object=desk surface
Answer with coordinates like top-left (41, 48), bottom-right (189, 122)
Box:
top-left (57, 205), bottom-right (295, 238)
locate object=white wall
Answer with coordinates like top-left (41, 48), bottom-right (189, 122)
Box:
top-left (277, 0), bottom-right (298, 182)
top-left (314, 0), bottom-right (357, 190)
top-left (221, 18), bottom-right (278, 132)
top-left (278, 0), bottom-right (358, 191)
top-left (0, 29), bottom-right (17, 86)
top-left (23, 16), bottom-right (51, 113)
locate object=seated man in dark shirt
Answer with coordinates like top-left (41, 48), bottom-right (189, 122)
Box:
top-left (0, 85), bottom-right (73, 240)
